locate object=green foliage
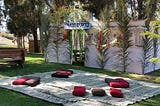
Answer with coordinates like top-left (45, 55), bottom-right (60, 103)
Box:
top-left (3, 0), bottom-right (46, 50)
top-left (144, 19), bottom-right (160, 64)
top-left (115, 0), bottom-right (132, 72)
top-left (40, 14), bottom-right (50, 53)
top-left (96, 29), bottom-right (111, 69)
top-left (79, 0), bottom-right (113, 19)
top-left (150, 58), bottom-right (160, 64)
top-left (115, 0), bottom-right (128, 21)
top-left (99, 3), bottom-right (113, 22)
top-left (143, 31), bottom-right (160, 39)
top-left (47, 6), bottom-right (71, 62)
top-left (47, 1), bottom-right (90, 63)
top-left (48, 6), bottom-right (70, 26)
top-left (151, 20), bottom-right (160, 28)
top-left (143, 19), bottom-right (160, 66)
top-left (91, 1), bottom-right (112, 69)
top-left (141, 35), bottom-right (153, 74)
top-left (126, 0), bottom-right (158, 20)
top-left (145, 0), bottom-right (158, 20)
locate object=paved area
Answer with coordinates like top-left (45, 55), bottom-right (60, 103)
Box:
top-left (0, 36), bottom-right (14, 46)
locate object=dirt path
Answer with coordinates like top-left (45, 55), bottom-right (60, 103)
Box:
top-left (0, 36), bottom-right (15, 46)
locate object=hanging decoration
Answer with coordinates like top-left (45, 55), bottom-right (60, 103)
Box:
top-left (83, 30), bottom-right (88, 37)
top-left (83, 30), bottom-right (123, 49)
top-left (97, 31), bottom-right (102, 50)
top-left (101, 38), bottom-right (117, 48)
top-left (117, 34), bottom-right (124, 39)
top-left (63, 30), bottom-right (69, 39)
top-left (48, 29), bottom-right (123, 50)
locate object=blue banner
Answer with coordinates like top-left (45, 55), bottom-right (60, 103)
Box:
top-left (64, 22), bottom-right (91, 29)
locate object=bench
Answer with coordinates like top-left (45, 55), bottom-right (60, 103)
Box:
top-left (0, 48), bottom-right (26, 68)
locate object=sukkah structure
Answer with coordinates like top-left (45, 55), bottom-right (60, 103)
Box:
top-left (46, 20), bottom-right (160, 74)
top-left (46, 26), bottom-right (71, 64)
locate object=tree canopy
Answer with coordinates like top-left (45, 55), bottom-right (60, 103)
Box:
top-left (1, 0), bottom-right (160, 51)
top-left (3, 0), bottom-right (44, 50)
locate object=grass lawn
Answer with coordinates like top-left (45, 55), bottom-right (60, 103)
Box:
top-left (0, 53), bottom-right (160, 106)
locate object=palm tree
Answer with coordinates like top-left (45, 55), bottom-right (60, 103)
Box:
top-left (115, 0), bottom-right (132, 72)
top-left (143, 19), bottom-right (160, 64)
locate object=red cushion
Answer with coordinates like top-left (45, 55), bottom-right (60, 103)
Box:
top-left (109, 81), bottom-right (129, 88)
top-left (72, 86), bottom-right (86, 97)
top-left (109, 78), bottom-right (129, 88)
top-left (12, 77), bottom-right (30, 85)
top-left (116, 78), bottom-right (130, 88)
top-left (56, 70), bottom-right (73, 75)
top-left (56, 71), bottom-right (71, 75)
top-left (115, 78), bottom-right (126, 82)
top-left (110, 88), bottom-right (123, 98)
top-left (62, 70), bottom-right (73, 74)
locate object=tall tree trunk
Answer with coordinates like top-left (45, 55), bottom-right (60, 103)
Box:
top-left (17, 37), bottom-right (20, 48)
top-left (17, 36), bottom-right (23, 48)
top-left (22, 36), bottom-right (25, 49)
top-left (32, 29), bottom-right (39, 53)
top-left (38, 1), bottom-right (43, 53)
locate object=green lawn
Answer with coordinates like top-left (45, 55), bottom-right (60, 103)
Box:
top-left (0, 54), bottom-right (160, 106)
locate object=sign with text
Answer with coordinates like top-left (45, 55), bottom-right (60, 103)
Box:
top-left (64, 22), bottom-right (91, 29)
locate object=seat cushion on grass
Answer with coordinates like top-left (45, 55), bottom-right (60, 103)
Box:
top-left (23, 76), bottom-right (40, 79)
top-left (23, 77), bottom-right (40, 87)
top-left (58, 69), bottom-right (73, 74)
top-left (115, 78), bottom-right (127, 82)
top-left (109, 81), bottom-right (129, 88)
top-left (51, 73), bottom-right (69, 78)
top-left (56, 70), bottom-right (73, 75)
top-left (12, 77), bottom-right (30, 85)
top-left (110, 88), bottom-right (123, 98)
top-left (108, 78), bottom-right (130, 88)
top-left (105, 78), bottom-right (118, 84)
top-left (91, 88), bottom-right (106, 96)
top-left (72, 86), bottom-right (86, 97)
